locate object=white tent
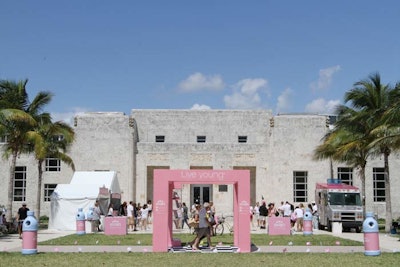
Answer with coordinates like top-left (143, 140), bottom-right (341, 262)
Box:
top-left (49, 171), bottom-right (121, 231)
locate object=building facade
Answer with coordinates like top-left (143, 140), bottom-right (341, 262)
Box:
top-left (0, 109), bottom-right (399, 219)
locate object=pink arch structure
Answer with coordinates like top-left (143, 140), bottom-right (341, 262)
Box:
top-left (152, 169), bottom-right (250, 252)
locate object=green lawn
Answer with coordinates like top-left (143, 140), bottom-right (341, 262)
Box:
top-left (1, 252), bottom-right (399, 267)
top-left (2, 233), bottom-right (398, 267)
top-left (39, 233), bottom-right (363, 246)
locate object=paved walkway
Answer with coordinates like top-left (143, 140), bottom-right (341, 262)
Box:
top-left (1, 227), bottom-right (399, 253)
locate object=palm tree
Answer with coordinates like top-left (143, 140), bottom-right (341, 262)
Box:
top-left (343, 73), bottom-right (400, 232)
top-left (314, 106), bottom-right (372, 215)
top-left (32, 119), bottom-right (75, 219)
top-left (0, 108), bottom-right (37, 221)
top-left (0, 79), bottom-right (52, 221)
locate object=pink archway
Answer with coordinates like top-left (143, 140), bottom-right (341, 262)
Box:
top-left (152, 169), bottom-right (250, 252)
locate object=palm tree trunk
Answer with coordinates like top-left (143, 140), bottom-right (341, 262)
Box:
top-left (384, 152), bottom-right (392, 232)
top-left (36, 160), bottom-right (44, 220)
top-left (358, 165), bottom-right (366, 217)
top-left (329, 158), bottom-right (334, 179)
top-left (6, 151), bottom-right (18, 222)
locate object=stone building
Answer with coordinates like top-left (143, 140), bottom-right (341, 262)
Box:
top-left (0, 109), bottom-right (399, 219)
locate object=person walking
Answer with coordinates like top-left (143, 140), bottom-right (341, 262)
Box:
top-left (181, 202), bottom-right (190, 229)
top-left (16, 203), bottom-right (29, 239)
top-left (192, 203), bottom-right (213, 250)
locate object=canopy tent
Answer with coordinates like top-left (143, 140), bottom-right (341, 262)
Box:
top-left (49, 171), bottom-right (121, 231)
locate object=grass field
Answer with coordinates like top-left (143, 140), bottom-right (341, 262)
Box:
top-left (1, 252), bottom-right (399, 267)
top-left (38, 233), bottom-right (363, 246)
top-left (2, 233), bottom-right (399, 266)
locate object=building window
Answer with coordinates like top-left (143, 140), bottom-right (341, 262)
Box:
top-left (373, 167), bottom-right (385, 202)
top-left (238, 136), bottom-right (247, 143)
top-left (0, 135), bottom-right (9, 143)
top-left (155, 135), bottom-right (165, 143)
top-left (293, 171), bottom-right (307, 203)
top-left (13, 166), bottom-right (27, 201)
top-left (44, 184), bottom-right (57, 202)
top-left (197, 136), bottom-right (206, 143)
top-left (218, 185), bottom-right (228, 192)
top-left (45, 158), bottom-right (61, 172)
top-left (338, 167), bottom-right (353, 185)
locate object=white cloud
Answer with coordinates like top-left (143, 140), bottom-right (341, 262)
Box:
top-left (310, 65), bottom-right (341, 92)
top-left (51, 107), bottom-right (90, 125)
top-left (305, 98), bottom-right (340, 114)
top-left (276, 87), bottom-right (294, 113)
top-left (224, 78), bottom-right (268, 109)
top-left (190, 104), bottom-right (211, 110)
top-left (178, 72), bottom-right (225, 92)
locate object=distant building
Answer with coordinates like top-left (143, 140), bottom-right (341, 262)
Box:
top-left (0, 109), bottom-right (398, 219)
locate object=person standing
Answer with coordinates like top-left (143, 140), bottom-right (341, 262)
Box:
top-left (107, 203), bottom-right (114, 217)
top-left (140, 204), bottom-right (149, 231)
top-left (282, 201), bottom-right (292, 217)
top-left (127, 201), bottom-right (134, 232)
top-left (253, 202), bottom-right (260, 227)
top-left (92, 201), bottom-right (101, 232)
top-left (259, 201), bottom-right (268, 229)
top-left (147, 200), bottom-right (152, 224)
top-left (16, 203), bottom-right (29, 239)
top-left (311, 201), bottom-right (318, 229)
top-left (118, 201), bottom-right (127, 216)
top-left (294, 203), bottom-right (305, 232)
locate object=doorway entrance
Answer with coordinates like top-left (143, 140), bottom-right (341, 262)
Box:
top-left (191, 184), bottom-right (212, 205)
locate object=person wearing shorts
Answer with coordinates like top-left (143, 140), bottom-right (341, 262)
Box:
top-left (192, 203), bottom-right (212, 250)
top-left (127, 201), bottom-right (135, 231)
top-left (259, 201), bottom-right (268, 229)
top-left (16, 203), bottom-right (29, 239)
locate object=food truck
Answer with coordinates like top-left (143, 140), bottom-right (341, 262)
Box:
top-left (315, 179), bottom-right (363, 232)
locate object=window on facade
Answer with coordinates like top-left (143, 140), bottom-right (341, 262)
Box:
top-left (44, 184), bottom-right (57, 201)
top-left (155, 135), bottom-right (165, 143)
top-left (338, 167), bottom-right (353, 185)
top-left (0, 135), bottom-right (9, 143)
top-left (373, 167), bottom-right (385, 202)
top-left (13, 166), bottom-right (27, 201)
top-left (45, 158), bottom-right (61, 172)
top-left (197, 136), bottom-right (206, 143)
top-left (218, 185), bottom-right (228, 192)
top-left (293, 171), bottom-right (308, 203)
top-left (238, 136), bottom-right (247, 143)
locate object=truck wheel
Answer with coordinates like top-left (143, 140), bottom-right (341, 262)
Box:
top-left (355, 226), bottom-right (361, 233)
top-left (327, 220), bottom-right (332, 232)
top-left (318, 222), bottom-right (324, 230)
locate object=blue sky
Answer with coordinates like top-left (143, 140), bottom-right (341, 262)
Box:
top-left (1, 1), bottom-right (399, 123)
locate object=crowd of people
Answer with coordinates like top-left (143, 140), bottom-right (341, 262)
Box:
top-left (250, 199), bottom-right (318, 232)
top-left (86, 199), bottom-right (154, 233)
top-left (117, 200), bottom-right (153, 232)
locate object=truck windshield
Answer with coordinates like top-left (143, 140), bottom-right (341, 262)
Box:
top-left (328, 193), bottom-right (361, 206)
